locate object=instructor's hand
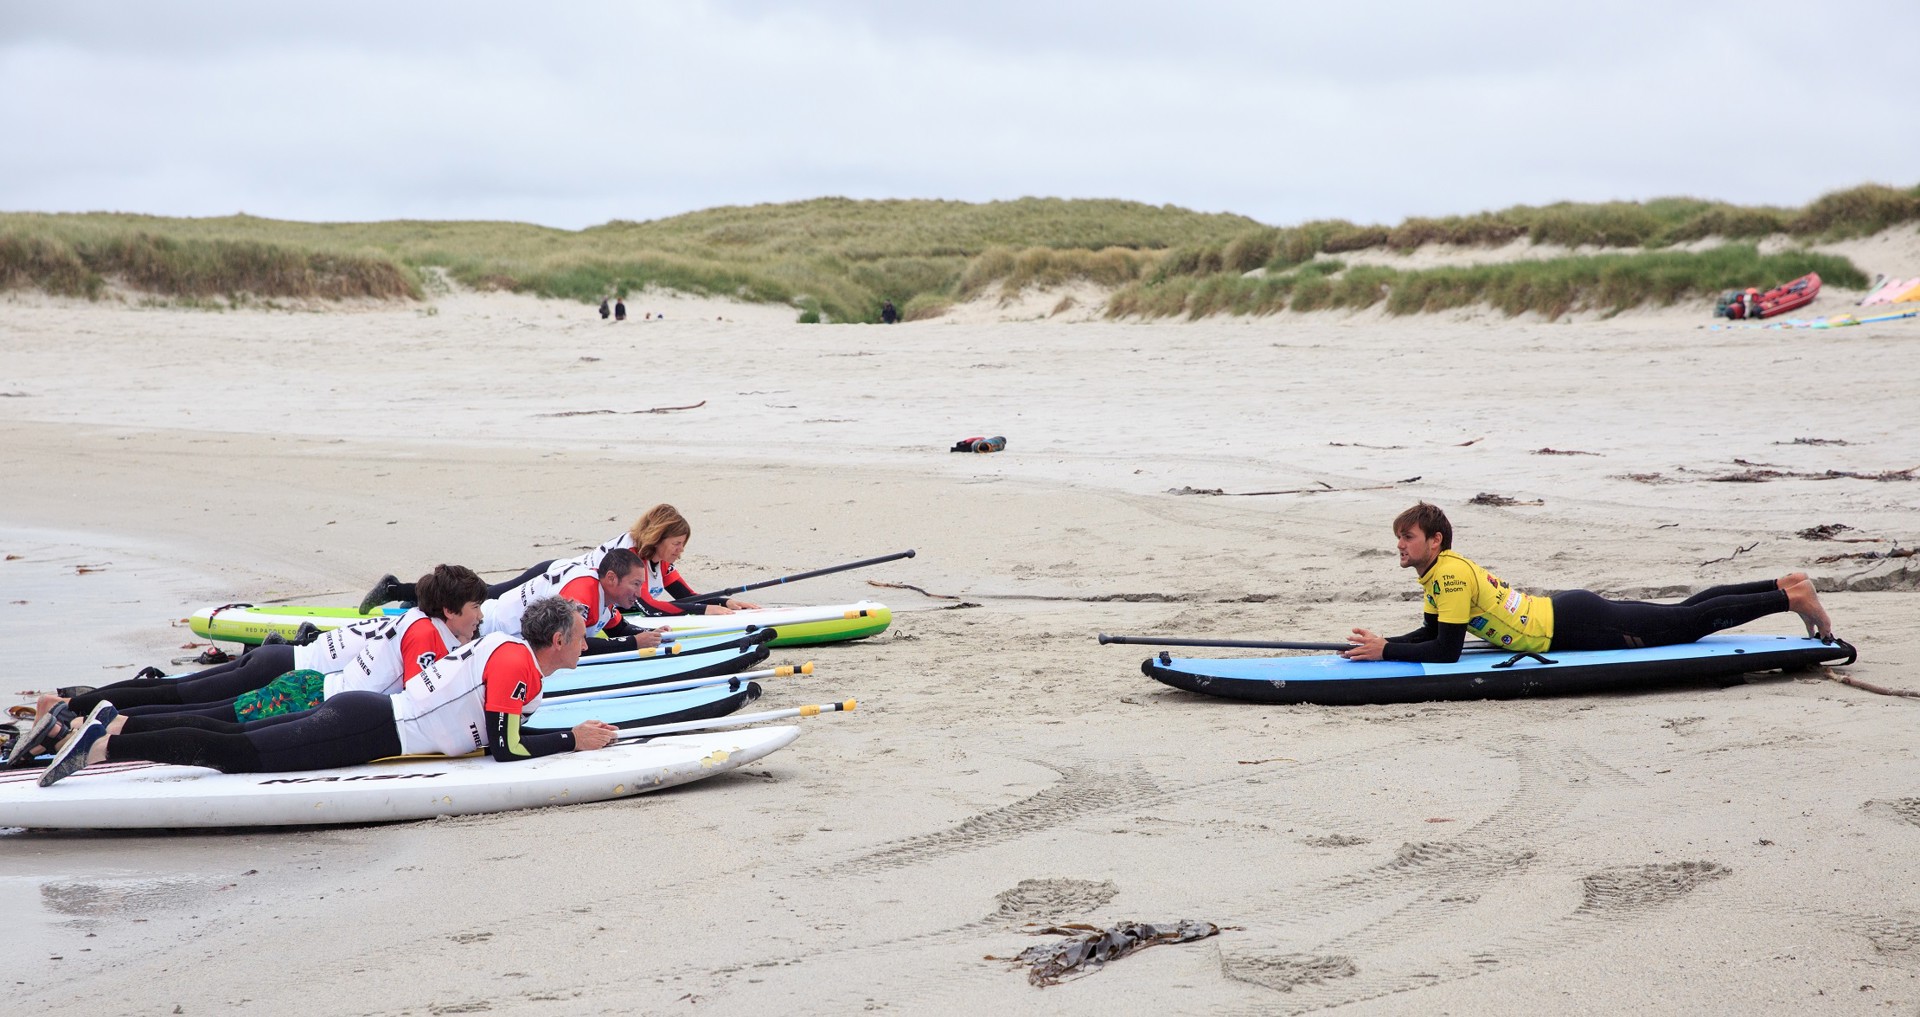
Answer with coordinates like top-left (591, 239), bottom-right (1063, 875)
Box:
top-left (1342, 628), bottom-right (1386, 661)
top-left (633, 628), bottom-right (665, 649)
top-left (572, 720), bottom-right (619, 750)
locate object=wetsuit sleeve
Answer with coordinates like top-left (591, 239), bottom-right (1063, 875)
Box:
top-left (488, 710), bottom-right (574, 761)
top-left (1384, 615), bottom-right (1439, 644)
top-left (557, 576), bottom-right (605, 625)
top-left (584, 614), bottom-right (649, 655)
top-left (481, 646), bottom-right (570, 760)
top-left (1381, 620), bottom-right (1469, 663)
top-left (398, 619), bottom-right (450, 680)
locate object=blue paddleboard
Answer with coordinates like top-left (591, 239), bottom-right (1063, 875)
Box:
top-left (1142, 635), bottom-right (1855, 705)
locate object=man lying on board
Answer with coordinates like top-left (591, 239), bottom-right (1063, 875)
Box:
top-left (1341, 501), bottom-right (1834, 664)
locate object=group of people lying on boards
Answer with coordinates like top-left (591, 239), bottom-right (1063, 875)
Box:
top-left (9, 504), bottom-right (761, 787)
top-left (10, 499), bottom-right (1837, 789)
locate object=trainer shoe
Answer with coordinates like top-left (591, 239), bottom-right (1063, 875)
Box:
top-left (262, 630), bottom-right (288, 646)
top-left (291, 621), bottom-right (322, 646)
top-left (357, 574), bottom-right (400, 614)
top-left (3, 704), bottom-right (77, 770)
top-left (38, 703), bottom-right (116, 788)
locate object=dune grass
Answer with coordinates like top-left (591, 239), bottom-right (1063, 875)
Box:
top-left (1108, 246), bottom-right (1866, 320)
top-left (1, 183), bottom-right (1912, 320)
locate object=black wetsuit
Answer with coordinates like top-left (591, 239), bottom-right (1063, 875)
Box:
top-left (67, 645), bottom-right (297, 714)
top-left (1385, 579), bottom-right (1793, 661)
top-left (1548, 579), bottom-right (1790, 651)
top-left (103, 694), bottom-right (575, 773)
top-left (103, 691), bottom-right (401, 773)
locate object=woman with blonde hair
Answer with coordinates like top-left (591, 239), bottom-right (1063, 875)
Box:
top-left (358, 505), bottom-right (758, 617)
top-left (625, 504), bottom-right (760, 617)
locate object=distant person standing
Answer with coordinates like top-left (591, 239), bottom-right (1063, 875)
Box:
top-left (614, 297), bottom-right (627, 321)
top-left (599, 298), bottom-right (611, 320)
top-left (881, 300), bottom-right (899, 324)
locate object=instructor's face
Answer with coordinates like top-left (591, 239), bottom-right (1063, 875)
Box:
top-left (1397, 526), bottom-right (1442, 573)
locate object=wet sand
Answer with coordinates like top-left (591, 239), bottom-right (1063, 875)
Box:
top-left (2, 285), bottom-right (1917, 1015)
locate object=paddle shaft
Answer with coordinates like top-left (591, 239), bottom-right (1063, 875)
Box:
top-left (1099, 633), bottom-right (1352, 651)
top-left (545, 662), bottom-right (813, 705)
top-left (679, 550), bottom-right (915, 605)
top-left (577, 628), bottom-right (773, 666)
top-left (612, 700), bottom-right (855, 742)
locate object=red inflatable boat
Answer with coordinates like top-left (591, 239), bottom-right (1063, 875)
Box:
top-left (1718, 273), bottom-right (1821, 320)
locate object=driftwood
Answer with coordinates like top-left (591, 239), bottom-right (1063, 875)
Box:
top-left (1169, 477), bottom-right (1420, 497)
top-left (1699, 542), bottom-right (1759, 567)
top-left (1827, 671), bottom-right (1920, 699)
top-left (867, 580), bottom-right (962, 601)
top-left (537, 400), bottom-right (706, 418)
top-left (1814, 546), bottom-right (1915, 565)
top-left (1533, 447), bottom-right (1600, 456)
top-left (1774, 437), bottom-right (1851, 446)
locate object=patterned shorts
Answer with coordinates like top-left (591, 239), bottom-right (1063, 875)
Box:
top-left (232, 669), bottom-right (326, 722)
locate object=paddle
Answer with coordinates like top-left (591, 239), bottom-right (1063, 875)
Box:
top-left (544, 662), bottom-right (815, 706)
top-left (577, 627), bottom-right (776, 666)
top-left (555, 661), bottom-right (817, 701)
top-left (1097, 633), bottom-right (1505, 653)
top-left (612, 699), bottom-right (856, 743)
top-left (660, 606), bottom-right (879, 640)
top-left (1098, 633), bottom-right (1351, 652)
top-left (676, 550), bottom-right (916, 606)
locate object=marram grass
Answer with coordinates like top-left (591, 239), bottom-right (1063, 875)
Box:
top-left (1, 184), bottom-right (1912, 320)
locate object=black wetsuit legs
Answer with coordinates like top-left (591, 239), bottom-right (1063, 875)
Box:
top-left (1550, 584), bottom-right (1790, 651)
top-left (103, 692), bottom-right (398, 773)
top-left (69, 645), bottom-right (295, 713)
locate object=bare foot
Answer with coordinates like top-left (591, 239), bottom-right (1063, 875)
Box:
top-left (1784, 580), bottom-right (1833, 642)
top-left (34, 693), bottom-right (66, 718)
top-left (1777, 572), bottom-right (1809, 591)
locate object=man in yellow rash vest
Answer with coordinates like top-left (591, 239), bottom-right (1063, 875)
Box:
top-left (1341, 502), bottom-right (1834, 664)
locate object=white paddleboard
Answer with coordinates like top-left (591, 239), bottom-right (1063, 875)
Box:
top-left (0, 726), bottom-right (798, 830)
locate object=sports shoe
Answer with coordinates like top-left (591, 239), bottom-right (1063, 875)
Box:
top-left (3, 704), bottom-right (77, 770)
top-left (357, 574), bottom-right (400, 614)
top-left (38, 703), bottom-right (116, 787)
top-left (291, 621), bottom-right (322, 646)
top-left (55, 684), bottom-right (100, 698)
top-left (261, 630), bottom-right (288, 646)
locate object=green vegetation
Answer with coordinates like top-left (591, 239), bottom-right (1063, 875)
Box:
top-left (1108, 246), bottom-right (1867, 320)
top-left (1, 183), bottom-right (1913, 320)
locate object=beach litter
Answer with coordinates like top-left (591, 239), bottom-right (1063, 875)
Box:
top-left (994, 920), bottom-right (1224, 987)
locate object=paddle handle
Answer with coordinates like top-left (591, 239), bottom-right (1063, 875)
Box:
top-left (683, 550), bottom-right (916, 603)
top-left (1098, 633), bottom-right (1352, 652)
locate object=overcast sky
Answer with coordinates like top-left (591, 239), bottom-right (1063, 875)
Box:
top-left (3, 1), bottom-right (1914, 230)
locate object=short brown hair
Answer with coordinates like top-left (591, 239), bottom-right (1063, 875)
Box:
top-left (630, 504), bottom-right (691, 561)
top-left (1392, 501), bottom-right (1452, 550)
top-left (415, 564), bottom-right (486, 619)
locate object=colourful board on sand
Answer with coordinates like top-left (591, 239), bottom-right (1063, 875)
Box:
top-left (1140, 635), bottom-right (1855, 706)
top-left (188, 601), bottom-right (893, 649)
top-left (0, 726), bottom-right (799, 830)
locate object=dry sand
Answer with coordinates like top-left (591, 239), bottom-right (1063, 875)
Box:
top-left (2, 273), bottom-right (1917, 1016)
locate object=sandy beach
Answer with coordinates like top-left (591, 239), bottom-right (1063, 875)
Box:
top-left (3, 277), bottom-right (1917, 1015)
